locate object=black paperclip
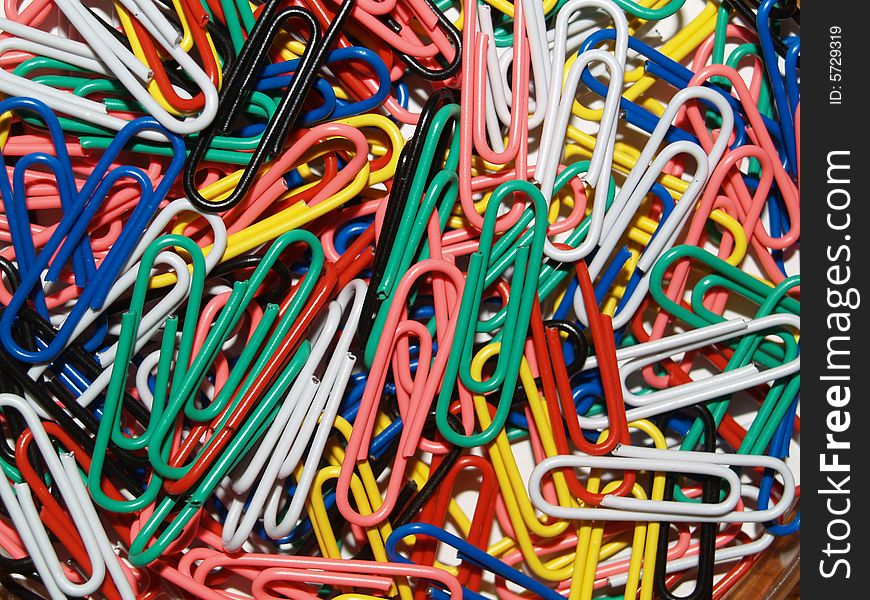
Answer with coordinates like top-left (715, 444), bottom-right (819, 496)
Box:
top-left (356, 87), bottom-right (459, 348)
top-left (724, 0), bottom-right (798, 58)
top-left (183, 0), bottom-right (356, 213)
top-left (382, 0), bottom-right (462, 81)
top-left (654, 405), bottom-right (719, 600)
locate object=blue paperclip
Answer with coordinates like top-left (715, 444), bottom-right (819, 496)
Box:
top-left (757, 0), bottom-right (799, 176)
top-left (257, 47), bottom-right (391, 122)
top-left (576, 30), bottom-right (797, 154)
top-left (0, 97), bottom-right (110, 354)
top-left (0, 109), bottom-right (186, 363)
top-left (758, 390), bottom-right (800, 535)
top-left (386, 523), bottom-right (564, 600)
top-left (0, 98), bottom-right (85, 314)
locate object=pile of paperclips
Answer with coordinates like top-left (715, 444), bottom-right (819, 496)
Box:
top-left (0, 0), bottom-right (799, 595)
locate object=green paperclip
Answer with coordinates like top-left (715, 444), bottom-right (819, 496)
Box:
top-left (146, 230), bottom-right (324, 481)
top-left (435, 179), bottom-right (547, 447)
top-left (680, 274), bottom-right (800, 453)
top-left (481, 160), bottom-right (617, 330)
top-left (650, 245), bottom-right (799, 327)
top-left (650, 246), bottom-right (800, 502)
top-left (611, 0), bottom-right (685, 20)
top-left (128, 339), bottom-right (312, 565)
top-left (365, 104), bottom-right (461, 365)
top-left (88, 235), bottom-right (206, 512)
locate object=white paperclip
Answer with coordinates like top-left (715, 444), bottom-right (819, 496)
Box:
top-left (0, 393), bottom-right (135, 600)
top-left (529, 444), bottom-right (796, 524)
top-left (572, 86), bottom-right (735, 329)
top-left (574, 314), bottom-right (799, 429)
top-left (535, 0), bottom-right (628, 197)
top-left (536, 49), bottom-right (623, 263)
top-left (220, 280), bottom-right (366, 547)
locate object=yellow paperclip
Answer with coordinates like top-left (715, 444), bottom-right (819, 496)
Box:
top-left (464, 347), bottom-right (578, 581)
top-left (310, 416), bottom-right (412, 600)
top-left (570, 420), bottom-right (669, 600)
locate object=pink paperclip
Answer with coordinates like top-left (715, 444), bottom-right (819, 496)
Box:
top-left (458, 0), bottom-right (530, 231)
top-left (337, 259), bottom-right (465, 527)
top-left (686, 65), bottom-right (800, 252)
top-left (178, 551), bottom-right (464, 599)
top-left (177, 547), bottom-right (393, 600)
top-left (689, 26), bottom-right (766, 105)
top-left (1, 0), bottom-right (54, 29)
top-left (179, 124), bottom-right (369, 243)
top-left (390, 216), bottom-right (462, 453)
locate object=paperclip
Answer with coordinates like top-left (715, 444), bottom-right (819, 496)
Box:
top-left (572, 85), bottom-right (734, 329)
top-left (358, 92), bottom-right (459, 356)
top-left (337, 259), bottom-right (465, 526)
top-left (160, 226), bottom-right (375, 496)
top-left (0, 394), bottom-right (133, 599)
top-left (117, 0), bottom-right (223, 114)
top-left (457, 0), bottom-right (530, 230)
top-left (384, 0), bottom-right (461, 81)
top-left (180, 551), bottom-right (464, 599)
top-left (653, 406), bottom-right (719, 600)
top-left (307, 419), bottom-right (402, 570)
top-left (564, 261), bottom-right (632, 464)
top-left (0, 104), bottom-right (186, 363)
top-left (575, 314), bottom-right (798, 429)
top-left (435, 180), bottom-right (547, 447)
top-left (536, 45), bottom-right (623, 262)
top-left (144, 229), bottom-right (325, 486)
top-left (184, 0), bottom-right (355, 213)
top-left (87, 234), bottom-right (212, 513)
top-left (535, 0), bottom-right (628, 197)
top-left (530, 444), bottom-right (795, 523)
top-left (404, 453), bottom-right (497, 594)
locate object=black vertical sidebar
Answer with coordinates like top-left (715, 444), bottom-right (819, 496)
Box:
top-left (802, 1), bottom-right (870, 596)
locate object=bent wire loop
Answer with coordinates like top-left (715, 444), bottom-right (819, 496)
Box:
top-left (183, 0), bottom-right (356, 213)
top-left (529, 443), bottom-right (796, 523)
top-left (0, 101), bottom-right (186, 364)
